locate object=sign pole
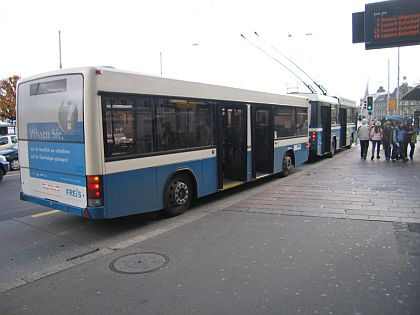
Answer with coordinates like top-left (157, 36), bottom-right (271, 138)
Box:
top-left (397, 46), bottom-right (400, 115)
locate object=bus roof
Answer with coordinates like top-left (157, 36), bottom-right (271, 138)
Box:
top-left (290, 93), bottom-right (339, 105)
top-left (19, 67), bottom-right (310, 108)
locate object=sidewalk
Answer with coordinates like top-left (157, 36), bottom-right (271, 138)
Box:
top-left (226, 144), bottom-right (420, 223)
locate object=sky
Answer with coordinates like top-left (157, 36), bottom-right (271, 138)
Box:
top-left (1, 0), bottom-right (419, 102)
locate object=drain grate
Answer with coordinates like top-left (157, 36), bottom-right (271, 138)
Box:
top-left (408, 223), bottom-right (420, 233)
top-left (110, 252), bottom-right (168, 274)
top-left (393, 223), bottom-right (420, 256)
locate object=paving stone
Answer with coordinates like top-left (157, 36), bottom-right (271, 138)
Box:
top-left (223, 146), bottom-right (420, 224)
top-left (368, 216), bottom-right (401, 222)
top-left (345, 210), bottom-right (379, 216)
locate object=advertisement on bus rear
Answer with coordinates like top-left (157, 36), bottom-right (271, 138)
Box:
top-left (18, 74), bottom-right (87, 208)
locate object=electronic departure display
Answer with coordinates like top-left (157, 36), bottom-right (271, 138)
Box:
top-left (365, 0), bottom-right (420, 50)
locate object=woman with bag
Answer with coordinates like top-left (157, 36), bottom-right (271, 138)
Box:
top-left (370, 121), bottom-right (383, 160)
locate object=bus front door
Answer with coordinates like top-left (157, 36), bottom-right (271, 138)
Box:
top-left (251, 106), bottom-right (273, 178)
top-left (339, 108), bottom-right (347, 147)
top-left (321, 105), bottom-right (331, 154)
top-left (217, 104), bottom-right (247, 190)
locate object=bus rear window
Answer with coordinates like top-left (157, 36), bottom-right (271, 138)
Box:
top-left (30, 79), bottom-right (67, 96)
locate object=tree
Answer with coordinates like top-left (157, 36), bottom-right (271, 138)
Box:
top-left (0, 75), bottom-right (20, 121)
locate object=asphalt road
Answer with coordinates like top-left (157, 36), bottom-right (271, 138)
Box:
top-left (0, 171), bottom-right (47, 221)
top-left (1, 203), bottom-right (419, 315)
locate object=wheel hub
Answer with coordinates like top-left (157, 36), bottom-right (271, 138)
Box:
top-left (174, 181), bottom-right (189, 205)
top-left (285, 156), bottom-right (292, 170)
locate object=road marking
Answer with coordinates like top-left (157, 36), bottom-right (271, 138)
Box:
top-left (5, 172), bottom-right (20, 177)
top-left (31, 210), bottom-right (60, 218)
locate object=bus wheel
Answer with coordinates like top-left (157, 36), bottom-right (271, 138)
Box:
top-left (329, 138), bottom-right (336, 158)
top-left (280, 153), bottom-right (293, 177)
top-left (164, 173), bottom-right (193, 217)
top-left (346, 135), bottom-right (353, 149)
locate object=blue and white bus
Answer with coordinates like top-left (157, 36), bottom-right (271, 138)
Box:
top-left (17, 67), bottom-right (310, 219)
top-left (297, 94), bottom-right (357, 158)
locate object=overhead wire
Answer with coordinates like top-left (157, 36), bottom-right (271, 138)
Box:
top-left (240, 33), bottom-right (317, 94)
top-left (253, 31), bottom-right (328, 95)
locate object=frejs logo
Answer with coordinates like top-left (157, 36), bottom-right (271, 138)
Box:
top-left (66, 189), bottom-right (83, 199)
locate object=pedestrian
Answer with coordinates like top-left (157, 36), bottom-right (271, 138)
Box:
top-left (370, 121), bottom-right (383, 160)
top-left (357, 119), bottom-right (370, 160)
top-left (392, 121), bottom-right (407, 162)
top-left (382, 121), bottom-right (393, 161)
top-left (406, 122), bottom-right (417, 160)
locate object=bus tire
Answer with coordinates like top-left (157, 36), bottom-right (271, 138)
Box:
top-left (328, 138), bottom-right (336, 158)
top-left (346, 134), bottom-right (353, 149)
top-left (163, 173), bottom-right (193, 217)
top-left (280, 153), bottom-right (293, 177)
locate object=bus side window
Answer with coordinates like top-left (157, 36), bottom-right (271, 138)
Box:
top-left (160, 122), bottom-right (176, 150)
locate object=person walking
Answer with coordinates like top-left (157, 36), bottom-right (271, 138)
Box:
top-left (391, 121), bottom-right (400, 160)
top-left (406, 123), bottom-right (417, 160)
top-left (392, 121), bottom-right (407, 162)
top-left (382, 121), bottom-right (393, 161)
top-left (357, 119), bottom-right (370, 160)
top-left (370, 121), bottom-right (383, 160)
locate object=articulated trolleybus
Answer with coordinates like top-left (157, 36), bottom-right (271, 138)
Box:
top-left (302, 94), bottom-right (357, 158)
top-left (18, 67), bottom-right (309, 219)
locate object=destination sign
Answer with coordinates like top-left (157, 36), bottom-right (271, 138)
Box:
top-left (365, 0), bottom-right (420, 50)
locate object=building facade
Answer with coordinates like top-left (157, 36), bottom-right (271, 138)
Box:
top-left (371, 84), bottom-right (420, 120)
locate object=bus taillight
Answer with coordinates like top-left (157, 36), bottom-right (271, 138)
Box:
top-left (311, 131), bottom-right (316, 143)
top-left (87, 175), bottom-right (103, 207)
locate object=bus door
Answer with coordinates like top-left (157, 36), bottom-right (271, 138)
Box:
top-left (339, 108), bottom-right (347, 147)
top-left (251, 105), bottom-right (273, 178)
top-left (320, 105), bottom-right (331, 154)
top-left (217, 104), bottom-right (247, 190)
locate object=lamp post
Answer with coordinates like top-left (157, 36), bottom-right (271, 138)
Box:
top-left (160, 51), bottom-right (163, 76)
top-left (58, 30), bottom-right (62, 70)
top-left (397, 46), bottom-right (400, 115)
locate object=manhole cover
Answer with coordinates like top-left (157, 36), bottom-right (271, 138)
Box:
top-left (110, 252), bottom-right (168, 274)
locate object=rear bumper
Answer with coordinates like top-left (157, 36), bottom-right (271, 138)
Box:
top-left (20, 192), bottom-right (105, 219)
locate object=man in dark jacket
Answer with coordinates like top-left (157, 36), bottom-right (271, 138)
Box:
top-left (382, 121), bottom-right (393, 161)
top-left (392, 121), bottom-right (407, 161)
